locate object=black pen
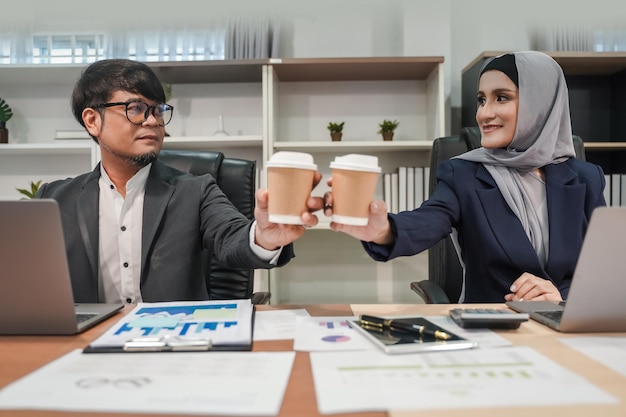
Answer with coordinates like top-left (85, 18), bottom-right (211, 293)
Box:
top-left (359, 315), bottom-right (451, 340)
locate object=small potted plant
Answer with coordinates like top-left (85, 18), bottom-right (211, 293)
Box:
top-left (0, 97), bottom-right (13, 144)
top-left (327, 121), bottom-right (345, 142)
top-left (16, 180), bottom-right (42, 199)
top-left (378, 119), bottom-right (399, 141)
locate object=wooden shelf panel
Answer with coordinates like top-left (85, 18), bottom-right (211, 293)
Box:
top-left (271, 57), bottom-right (443, 82)
top-left (0, 138), bottom-right (266, 154)
top-left (18, 139), bottom-right (615, 159)
top-left (584, 142), bottom-right (626, 151)
top-left (0, 60), bottom-right (267, 85)
top-left (1, 57), bottom-right (443, 85)
top-left (0, 142), bottom-right (94, 155)
top-left (0, 64), bottom-right (84, 85)
top-left (163, 136), bottom-right (263, 149)
top-left (463, 51), bottom-right (626, 76)
top-left (272, 140), bottom-right (433, 153)
top-left (150, 60), bottom-right (266, 84)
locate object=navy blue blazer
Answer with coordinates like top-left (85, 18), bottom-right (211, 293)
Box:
top-left (364, 158), bottom-right (606, 303)
top-left (37, 161), bottom-right (294, 303)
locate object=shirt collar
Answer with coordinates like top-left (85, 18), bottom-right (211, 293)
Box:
top-left (99, 163), bottom-right (152, 193)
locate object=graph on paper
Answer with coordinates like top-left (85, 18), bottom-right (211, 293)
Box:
top-left (293, 316), bottom-right (373, 352)
top-left (310, 346), bottom-right (618, 414)
top-left (318, 320), bottom-right (351, 330)
top-left (88, 300), bottom-right (253, 348)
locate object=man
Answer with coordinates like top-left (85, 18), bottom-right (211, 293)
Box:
top-left (37, 59), bottom-right (323, 304)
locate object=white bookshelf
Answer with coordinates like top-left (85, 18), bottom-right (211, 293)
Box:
top-left (265, 57), bottom-right (444, 304)
top-left (0, 57), bottom-right (445, 304)
top-left (0, 142), bottom-right (97, 199)
top-left (163, 136), bottom-right (263, 149)
top-left (272, 140), bottom-right (434, 153)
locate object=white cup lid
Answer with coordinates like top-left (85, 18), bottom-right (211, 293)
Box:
top-left (330, 154), bottom-right (381, 173)
top-left (267, 151), bottom-right (317, 170)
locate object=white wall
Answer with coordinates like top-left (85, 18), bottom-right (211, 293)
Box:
top-left (5, 0), bottom-right (625, 134)
top-left (402, 1), bottom-right (452, 132)
top-left (447, 0), bottom-right (626, 130)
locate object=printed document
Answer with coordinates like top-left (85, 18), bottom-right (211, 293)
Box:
top-left (293, 316), bottom-right (374, 352)
top-left (88, 299), bottom-right (253, 350)
top-left (310, 346), bottom-right (617, 414)
top-left (0, 349), bottom-right (294, 416)
top-left (253, 308), bottom-right (310, 341)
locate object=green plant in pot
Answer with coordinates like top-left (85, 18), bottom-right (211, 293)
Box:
top-left (327, 121), bottom-right (345, 142)
top-left (0, 97), bottom-right (13, 144)
top-left (16, 180), bottom-right (42, 199)
top-left (378, 119), bottom-right (399, 141)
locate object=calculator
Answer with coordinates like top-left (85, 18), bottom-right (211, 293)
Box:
top-left (448, 308), bottom-right (529, 329)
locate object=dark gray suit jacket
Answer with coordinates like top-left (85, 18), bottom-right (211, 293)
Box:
top-left (37, 161), bottom-right (294, 302)
top-left (364, 158), bottom-right (606, 302)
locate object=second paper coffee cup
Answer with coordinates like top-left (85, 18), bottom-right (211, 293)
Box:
top-left (330, 154), bottom-right (381, 226)
top-left (266, 151), bottom-right (317, 225)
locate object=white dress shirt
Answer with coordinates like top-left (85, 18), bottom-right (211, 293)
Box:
top-left (97, 164), bottom-right (281, 304)
top-left (98, 164), bottom-right (150, 304)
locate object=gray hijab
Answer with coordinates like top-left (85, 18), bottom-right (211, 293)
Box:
top-left (455, 51), bottom-right (576, 262)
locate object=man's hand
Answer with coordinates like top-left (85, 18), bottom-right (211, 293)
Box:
top-left (504, 272), bottom-right (563, 302)
top-left (253, 171), bottom-right (324, 250)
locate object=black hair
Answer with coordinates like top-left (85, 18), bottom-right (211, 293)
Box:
top-left (71, 59), bottom-right (165, 138)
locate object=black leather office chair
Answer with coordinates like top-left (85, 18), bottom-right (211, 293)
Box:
top-left (158, 149), bottom-right (271, 305)
top-left (410, 127), bottom-right (586, 304)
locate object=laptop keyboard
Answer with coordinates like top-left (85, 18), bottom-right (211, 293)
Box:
top-left (76, 313), bottom-right (98, 323)
top-left (535, 310), bottom-right (563, 322)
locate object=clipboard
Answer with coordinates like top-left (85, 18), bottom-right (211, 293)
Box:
top-left (348, 316), bottom-right (477, 354)
top-left (83, 300), bottom-right (255, 353)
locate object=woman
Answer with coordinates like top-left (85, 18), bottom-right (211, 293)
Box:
top-left (325, 51), bottom-right (606, 303)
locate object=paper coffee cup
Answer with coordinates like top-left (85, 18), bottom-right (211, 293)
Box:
top-left (330, 154), bottom-right (381, 226)
top-left (266, 151), bottom-right (317, 225)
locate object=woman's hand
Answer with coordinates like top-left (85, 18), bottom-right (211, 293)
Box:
top-left (323, 181), bottom-right (394, 245)
top-left (504, 272), bottom-right (563, 302)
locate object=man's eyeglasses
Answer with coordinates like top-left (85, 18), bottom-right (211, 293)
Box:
top-left (93, 100), bottom-right (174, 126)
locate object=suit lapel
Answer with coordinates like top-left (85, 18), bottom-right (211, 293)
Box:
top-left (544, 163), bottom-right (586, 272)
top-left (475, 165), bottom-right (544, 273)
top-left (475, 162), bottom-right (586, 277)
top-left (76, 166), bottom-right (101, 284)
top-left (141, 162), bottom-right (176, 281)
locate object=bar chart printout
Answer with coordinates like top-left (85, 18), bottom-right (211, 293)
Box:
top-left (88, 300), bottom-right (253, 349)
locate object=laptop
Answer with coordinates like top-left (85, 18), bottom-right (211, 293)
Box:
top-left (0, 199), bottom-right (123, 335)
top-left (507, 206), bottom-right (626, 332)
